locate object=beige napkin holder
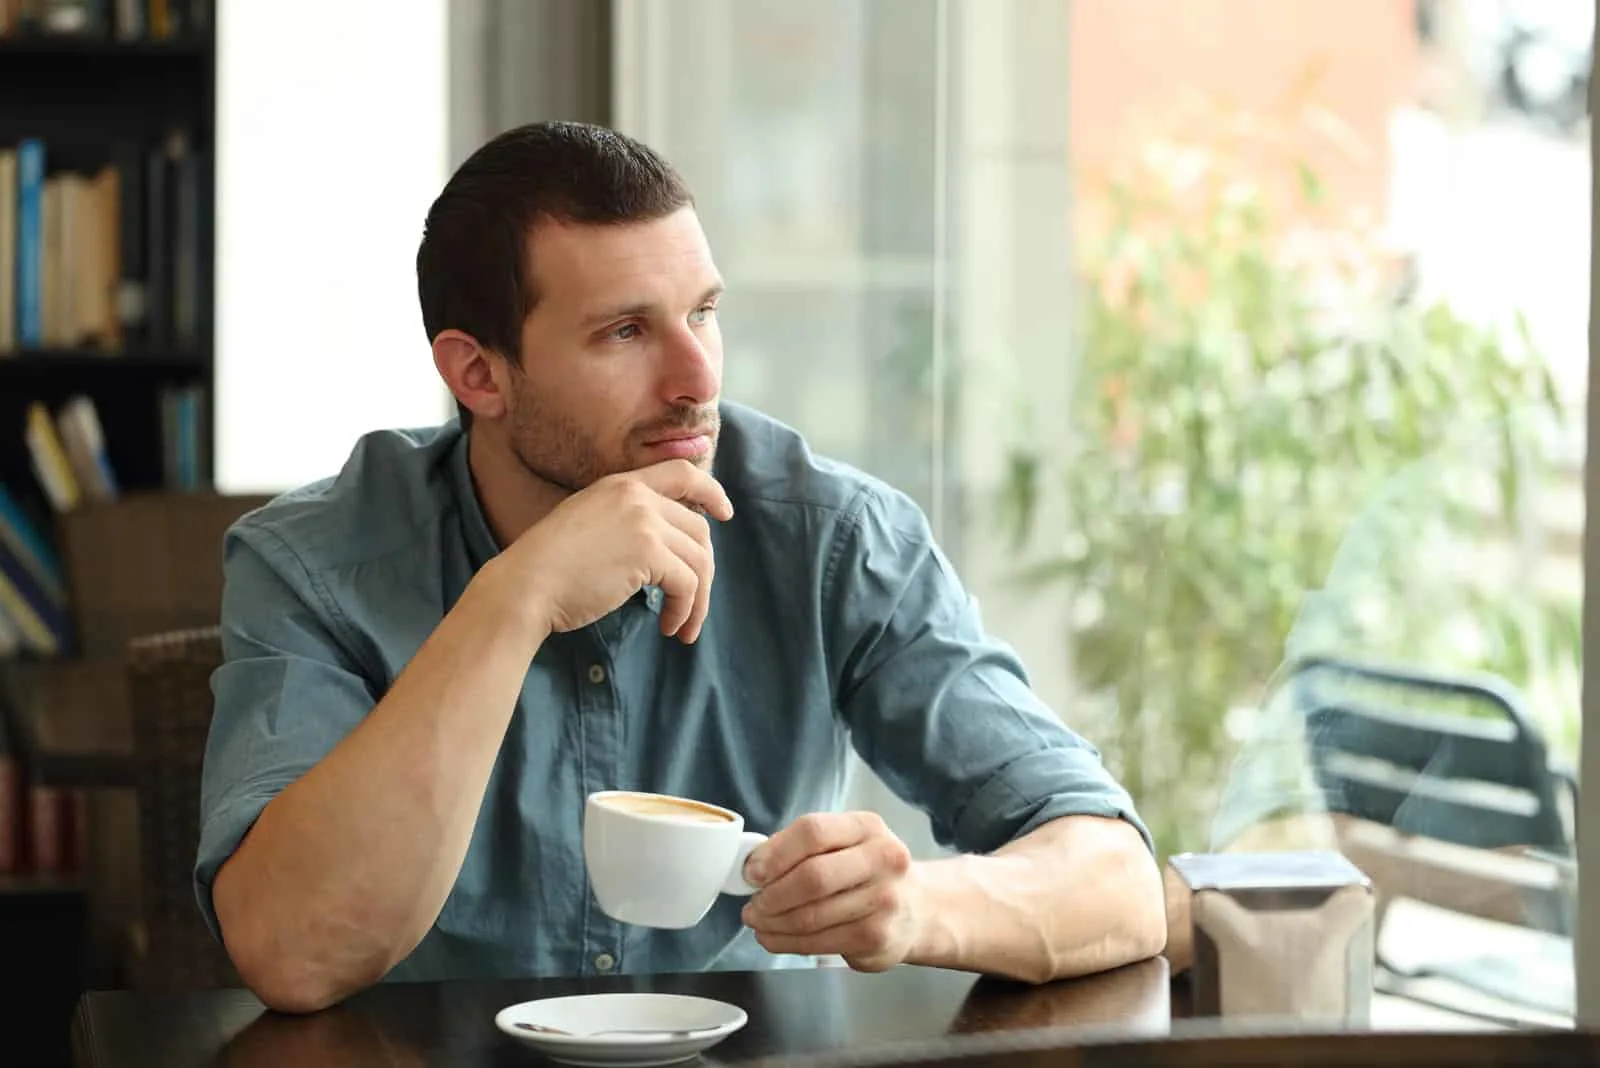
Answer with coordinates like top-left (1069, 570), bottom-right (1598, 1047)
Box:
top-left (1169, 850), bottom-right (1375, 1024)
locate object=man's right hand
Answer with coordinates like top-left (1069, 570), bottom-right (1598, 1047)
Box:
top-left (484, 459), bottom-right (735, 644)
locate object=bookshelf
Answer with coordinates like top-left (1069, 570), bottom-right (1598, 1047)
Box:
top-left (0, 2), bottom-right (215, 530)
top-left (0, 11), bottom-right (218, 1060)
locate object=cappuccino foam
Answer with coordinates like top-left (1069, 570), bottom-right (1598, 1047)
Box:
top-left (598, 793), bottom-right (733, 824)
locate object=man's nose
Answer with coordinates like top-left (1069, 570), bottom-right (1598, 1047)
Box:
top-left (662, 327), bottom-right (720, 404)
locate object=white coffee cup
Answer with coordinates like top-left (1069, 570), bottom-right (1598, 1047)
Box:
top-left (583, 790), bottom-right (768, 929)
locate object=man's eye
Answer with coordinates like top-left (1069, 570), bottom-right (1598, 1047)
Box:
top-left (608, 323), bottom-right (642, 341)
top-left (688, 304), bottom-right (718, 326)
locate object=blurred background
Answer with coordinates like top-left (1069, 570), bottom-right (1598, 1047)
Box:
top-left (0, 0), bottom-right (1592, 1061)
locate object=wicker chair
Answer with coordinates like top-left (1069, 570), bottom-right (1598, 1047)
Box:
top-left (124, 625), bottom-right (239, 989)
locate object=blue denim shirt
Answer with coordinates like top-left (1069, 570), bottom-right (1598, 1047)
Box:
top-left (196, 401), bottom-right (1150, 981)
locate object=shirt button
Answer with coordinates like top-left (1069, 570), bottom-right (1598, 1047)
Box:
top-left (594, 952), bottom-right (616, 972)
top-left (647, 588), bottom-right (661, 609)
top-left (588, 664), bottom-right (606, 685)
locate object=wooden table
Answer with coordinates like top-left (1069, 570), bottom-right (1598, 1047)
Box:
top-left (72, 961), bottom-right (1173, 1067)
top-left (70, 960), bottom-right (1600, 1068)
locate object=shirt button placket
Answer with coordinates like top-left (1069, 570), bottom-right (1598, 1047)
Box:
top-left (578, 639), bottom-right (623, 976)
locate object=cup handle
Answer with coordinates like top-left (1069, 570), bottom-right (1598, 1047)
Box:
top-left (722, 831), bottom-right (767, 896)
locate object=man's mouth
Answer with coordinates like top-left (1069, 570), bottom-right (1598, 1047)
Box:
top-left (643, 428), bottom-right (715, 445)
top-left (640, 427), bottom-right (717, 459)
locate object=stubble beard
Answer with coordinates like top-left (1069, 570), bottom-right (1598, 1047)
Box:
top-left (507, 390), bottom-right (720, 496)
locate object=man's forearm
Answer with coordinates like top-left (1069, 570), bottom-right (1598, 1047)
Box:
top-left (212, 563), bottom-right (548, 1013)
top-left (904, 815), bottom-right (1166, 984)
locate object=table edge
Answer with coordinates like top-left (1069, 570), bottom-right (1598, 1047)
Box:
top-left (734, 1014), bottom-right (1581, 1067)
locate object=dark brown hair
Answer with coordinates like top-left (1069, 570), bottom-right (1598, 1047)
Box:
top-left (416, 121), bottom-right (694, 423)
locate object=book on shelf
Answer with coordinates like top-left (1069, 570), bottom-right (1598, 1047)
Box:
top-left (0, 527), bottom-right (68, 656)
top-left (16, 388), bottom-right (203, 512)
top-left (0, 482), bottom-right (64, 604)
top-left (0, 0), bottom-right (211, 41)
top-left (159, 382), bottom-right (207, 490)
top-left (55, 395), bottom-right (118, 504)
top-left (0, 739), bottom-right (87, 880)
top-left (0, 393), bottom-right (114, 661)
top-left (0, 386), bottom-right (207, 661)
top-left (0, 449), bottom-right (73, 657)
top-left (0, 712), bottom-right (87, 880)
top-left (0, 643), bottom-right (89, 886)
top-left (0, 151), bottom-right (13, 354)
top-left (21, 392), bottom-right (128, 514)
top-left (0, 128), bottom-right (203, 357)
top-left (12, 138), bottom-right (42, 350)
top-left (0, 710), bottom-right (17, 875)
top-left (24, 400), bottom-right (81, 512)
top-left (0, 760), bottom-right (17, 875)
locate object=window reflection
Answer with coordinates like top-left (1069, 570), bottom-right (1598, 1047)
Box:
top-left (615, 0), bottom-right (1590, 1028)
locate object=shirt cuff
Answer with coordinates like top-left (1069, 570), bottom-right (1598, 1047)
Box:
top-left (192, 787), bottom-right (286, 943)
top-left (951, 747), bottom-right (1155, 857)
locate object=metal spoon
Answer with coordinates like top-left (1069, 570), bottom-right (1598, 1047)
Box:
top-left (514, 1020), bottom-right (720, 1040)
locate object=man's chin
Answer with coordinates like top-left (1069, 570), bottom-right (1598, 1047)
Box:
top-left (638, 453), bottom-right (716, 475)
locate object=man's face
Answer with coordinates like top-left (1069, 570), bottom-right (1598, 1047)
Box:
top-left (501, 207), bottom-right (725, 493)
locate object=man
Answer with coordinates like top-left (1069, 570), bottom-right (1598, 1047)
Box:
top-left (197, 121), bottom-right (1165, 1014)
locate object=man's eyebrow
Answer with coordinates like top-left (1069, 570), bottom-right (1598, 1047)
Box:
top-left (581, 301), bottom-right (651, 329)
top-left (579, 284), bottom-right (726, 330)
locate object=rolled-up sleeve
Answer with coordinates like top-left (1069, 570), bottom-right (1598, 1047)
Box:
top-left (823, 485), bottom-right (1153, 857)
top-left (194, 521), bottom-right (378, 940)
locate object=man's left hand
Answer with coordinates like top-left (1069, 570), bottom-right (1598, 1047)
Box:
top-left (740, 811), bottom-right (922, 972)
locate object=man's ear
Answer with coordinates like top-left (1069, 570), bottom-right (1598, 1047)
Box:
top-left (433, 329), bottom-right (512, 421)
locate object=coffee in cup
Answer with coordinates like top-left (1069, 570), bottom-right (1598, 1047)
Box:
top-left (594, 793), bottom-right (735, 824)
top-left (584, 790), bottom-right (766, 929)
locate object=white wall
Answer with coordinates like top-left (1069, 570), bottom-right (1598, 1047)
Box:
top-left (214, 0), bottom-right (452, 494)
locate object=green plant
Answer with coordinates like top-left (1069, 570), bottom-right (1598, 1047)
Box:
top-left (999, 97), bottom-right (1578, 856)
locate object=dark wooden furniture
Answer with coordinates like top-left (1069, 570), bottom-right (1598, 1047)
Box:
top-left (1, 493), bottom-right (270, 790)
top-left (69, 960), bottom-right (1600, 1068)
top-left (0, 491), bottom-right (267, 1026)
top-left (787, 1028), bottom-right (1600, 1067)
top-left (123, 625), bottom-right (234, 990)
top-left (71, 961), bottom-right (1173, 1068)
top-left (3, 871), bottom-right (88, 1068)
top-left (1, 652), bottom-right (132, 789)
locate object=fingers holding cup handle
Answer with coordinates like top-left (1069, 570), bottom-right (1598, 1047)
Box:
top-left (722, 831), bottom-right (768, 896)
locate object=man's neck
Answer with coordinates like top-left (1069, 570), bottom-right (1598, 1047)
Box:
top-left (466, 428), bottom-right (569, 550)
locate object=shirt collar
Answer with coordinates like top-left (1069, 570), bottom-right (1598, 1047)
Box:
top-left (450, 425), bottom-right (503, 573)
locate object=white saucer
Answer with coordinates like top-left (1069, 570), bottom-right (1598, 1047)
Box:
top-left (494, 992), bottom-right (748, 1067)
